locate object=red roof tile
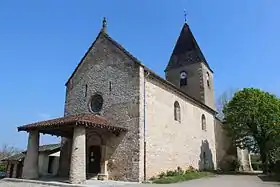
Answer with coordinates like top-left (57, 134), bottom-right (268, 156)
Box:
top-left (17, 114), bottom-right (126, 132)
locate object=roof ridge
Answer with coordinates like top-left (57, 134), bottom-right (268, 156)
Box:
top-left (65, 31), bottom-right (103, 85)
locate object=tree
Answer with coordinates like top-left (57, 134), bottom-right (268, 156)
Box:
top-left (223, 88), bottom-right (280, 173)
top-left (0, 144), bottom-right (22, 171)
top-left (0, 144), bottom-right (21, 161)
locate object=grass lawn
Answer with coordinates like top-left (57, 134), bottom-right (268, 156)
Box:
top-left (151, 171), bottom-right (214, 184)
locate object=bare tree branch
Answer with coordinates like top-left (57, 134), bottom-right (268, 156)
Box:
top-left (0, 144), bottom-right (22, 161)
top-left (216, 88), bottom-right (238, 120)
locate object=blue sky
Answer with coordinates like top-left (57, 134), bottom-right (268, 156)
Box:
top-left (0, 0), bottom-right (279, 149)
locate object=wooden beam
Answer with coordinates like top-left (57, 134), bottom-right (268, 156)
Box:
top-left (39, 129), bottom-right (73, 138)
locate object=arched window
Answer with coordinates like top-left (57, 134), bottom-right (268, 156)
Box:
top-left (201, 114), bottom-right (206, 131)
top-left (206, 72), bottom-right (210, 87)
top-left (180, 71), bottom-right (187, 87)
top-left (174, 101), bottom-right (181, 122)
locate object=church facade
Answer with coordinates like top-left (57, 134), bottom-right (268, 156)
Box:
top-left (17, 19), bottom-right (234, 184)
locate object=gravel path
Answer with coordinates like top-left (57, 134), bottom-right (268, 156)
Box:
top-left (0, 181), bottom-right (52, 187)
top-left (135, 175), bottom-right (279, 187)
top-left (0, 175), bottom-right (278, 187)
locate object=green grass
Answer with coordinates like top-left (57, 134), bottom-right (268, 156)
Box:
top-left (151, 171), bottom-right (214, 184)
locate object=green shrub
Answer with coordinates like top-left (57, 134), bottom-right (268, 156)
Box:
top-left (275, 161), bottom-right (280, 174)
top-left (0, 164), bottom-right (5, 172)
top-left (270, 160), bottom-right (280, 174)
top-left (188, 166), bottom-right (196, 172)
top-left (177, 166), bottom-right (184, 175)
top-left (251, 162), bottom-right (262, 171)
top-left (152, 171), bottom-right (213, 184)
top-left (166, 170), bottom-right (177, 176)
top-left (158, 172), bottom-right (166, 179)
top-left (226, 159), bottom-right (240, 171)
top-left (150, 166), bottom-right (213, 184)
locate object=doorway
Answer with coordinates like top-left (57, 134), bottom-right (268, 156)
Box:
top-left (88, 145), bottom-right (101, 174)
top-left (48, 156), bottom-right (55, 174)
top-left (9, 164), bottom-right (14, 178)
top-left (16, 162), bottom-right (23, 178)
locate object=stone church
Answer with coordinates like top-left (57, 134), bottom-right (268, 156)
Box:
top-left (17, 18), bottom-right (244, 184)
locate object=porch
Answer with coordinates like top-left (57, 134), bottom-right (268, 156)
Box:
top-left (17, 114), bottom-right (127, 184)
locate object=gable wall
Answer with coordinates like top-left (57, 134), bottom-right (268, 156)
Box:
top-left (145, 77), bottom-right (217, 178)
top-left (64, 34), bottom-right (143, 181)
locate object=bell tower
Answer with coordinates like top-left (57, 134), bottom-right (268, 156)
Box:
top-left (165, 23), bottom-right (215, 109)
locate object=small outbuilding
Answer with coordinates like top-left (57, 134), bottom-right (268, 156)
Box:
top-left (2, 144), bottom-right (60, 179)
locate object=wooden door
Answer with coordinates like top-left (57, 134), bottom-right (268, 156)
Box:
top-left (88, 146), bottom-right (101, 174)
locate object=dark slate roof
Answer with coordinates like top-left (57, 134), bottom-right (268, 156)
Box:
top-left (1, 144), bottom-right (61, 161)
top-left (65, 28), bottom-right (216, 115)
top-left (17, 114), bottom-right (127, 132)
top-left (165, 23), bottom-right (213, 72)
top-left (2, 153), bottom-right (25, 161)
top-left (37, 143), bottom-right (60, 152)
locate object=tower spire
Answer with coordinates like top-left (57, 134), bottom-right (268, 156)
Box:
top-left (102, 17), bottom-right (107, 33)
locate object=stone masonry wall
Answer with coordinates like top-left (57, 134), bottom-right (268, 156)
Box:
top-left (69, 127), bottom-right (86, 184)
top-left (64, 33), bottom-right (142, 182)
top-left (214, 118), bottom-right (237, 170)
top-left (165, 63), bottom-right (203, 103)
top-left (22, 131), bottom-right (39, 179)
top-left (145, 77), bottom-right (217, 179)
top-left (58, 137), bottom-right (72, 177)
top-left (201, 63), bottom-right (215, 110)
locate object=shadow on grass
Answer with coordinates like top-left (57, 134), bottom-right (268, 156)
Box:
top-left (214, 171), bottom-right (262, 176)
top-left (258, 175), bottom-right (280, 182)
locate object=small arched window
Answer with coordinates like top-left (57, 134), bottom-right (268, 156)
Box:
top-left (174, 101), bottom-right (181, 122)
top-left (206, 72), bottom-right (210, 88)
top-left (201, 114), bottom-right (206, 131)
top-left (180, 71), bottom-right (187, 87)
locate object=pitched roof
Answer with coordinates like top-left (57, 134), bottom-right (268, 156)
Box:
top-left (37, 143), bottom-right (60, 152)
top-left (165, 23), bottom-right (213, 72)
top-left (65, 28), bottom-right (216, 115)
top-left (17, 114), bottom-right (127, 133)
top-left (1, 144), bottom-right (60, 162)
top-left (65, 31), bottom-right (143, 86)
top-left (2, 153), bottom-right (25, 161)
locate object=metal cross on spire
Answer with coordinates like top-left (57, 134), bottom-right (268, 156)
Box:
top-left (184, 9), bottom-right (187, 23)
top-left (102, 17), bottom-right (107, 33)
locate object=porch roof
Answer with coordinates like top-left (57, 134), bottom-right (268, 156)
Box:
top-left (17, 114), bottom-right (127, 137)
